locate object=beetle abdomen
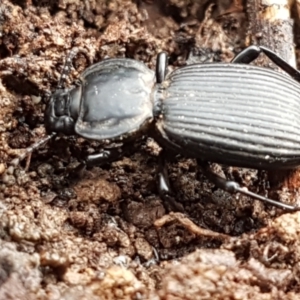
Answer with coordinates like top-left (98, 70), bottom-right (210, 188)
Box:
top-left (157, 63), bottom-right (300, 169)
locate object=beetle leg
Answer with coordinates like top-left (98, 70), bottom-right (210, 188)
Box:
top-left (259, 46), bottom-right (300, 82)
top-left (68, 148), bottom-right (127, 176)
top-left (158, 152), bottom-right (184, 212)
top-left (231, 45), bottom-right (261, 64)
top-left (85, 148), bottom-right (124, 168)
top-left (84, 142), bottom-right (138, 168)
top-left (156, 52), bottom-right (168, 83)
top-left (231, 45), bottom-right (300, 83)
top-left (198, 160), bottom-right (300, 211)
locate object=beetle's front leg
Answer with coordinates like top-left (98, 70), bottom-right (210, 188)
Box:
top-left (197, 160), bottom-right (299, 211)
top-left (157, 151), bottom-right (184, 212)
top-left (69, 147), bottom-right (129, 175)
top-left (231, 45), bottom-right (300, 83)
top-left (85, 148), bottom-right (125, 168)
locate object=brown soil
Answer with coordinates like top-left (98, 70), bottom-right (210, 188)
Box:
top-left (0, 0), bottom-right (300, 299)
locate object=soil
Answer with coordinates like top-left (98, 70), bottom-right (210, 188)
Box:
top-left (0, 0), bottom-right (300, 299)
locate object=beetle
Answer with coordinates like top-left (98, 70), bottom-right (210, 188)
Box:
top-left (13, 45), bottom-right (300, 211)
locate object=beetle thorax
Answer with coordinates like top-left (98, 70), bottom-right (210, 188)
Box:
top-left (73, 58), bottom-right (156, 142)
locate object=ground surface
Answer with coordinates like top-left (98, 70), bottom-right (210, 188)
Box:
top-left (1, 0), bottom-right (300, 299)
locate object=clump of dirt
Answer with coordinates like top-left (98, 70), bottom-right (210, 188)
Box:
top-left (0, 0), bottom-right (299, 299)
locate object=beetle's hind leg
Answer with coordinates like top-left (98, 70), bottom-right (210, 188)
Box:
top-left (231, 45), bottom-right (261, 64)
top-left (231, 45), bottom-right (300, 83)
top-left (197, 160), bottom-right (300, 211)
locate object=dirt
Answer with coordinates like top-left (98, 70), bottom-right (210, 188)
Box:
top-left (0, 0), bottom-right (300, 299)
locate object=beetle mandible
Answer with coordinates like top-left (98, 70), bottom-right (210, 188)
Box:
top-left (15, 45), bottom-right (300, 211)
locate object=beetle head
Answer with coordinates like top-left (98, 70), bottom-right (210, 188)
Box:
top-left (44, 89), bottom-right (76, 135)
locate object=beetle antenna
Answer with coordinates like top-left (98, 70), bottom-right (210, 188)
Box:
top-left (57, 47), bottom-right (79, 89)
top-left (57, 47), bottom-right (93, 89)
top-left (10, 132), bottom-right (56, 167)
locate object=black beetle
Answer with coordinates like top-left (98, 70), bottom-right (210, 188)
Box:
top-left (14, 45), bottom-right (300, 211)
